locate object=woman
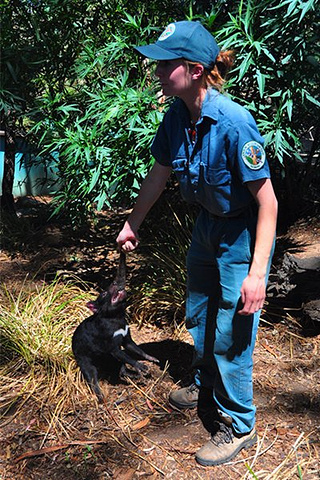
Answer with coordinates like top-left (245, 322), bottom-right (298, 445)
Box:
top-left (116, 20), bottom-right (278, 466)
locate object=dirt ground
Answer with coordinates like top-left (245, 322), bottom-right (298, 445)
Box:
top-left (0, 199), bottom-right (319, 479)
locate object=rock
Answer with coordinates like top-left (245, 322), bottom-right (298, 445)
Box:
top-left (267, 253), bottom-right (320, 316)
top-left (302, 299), bottom-right (320, 323)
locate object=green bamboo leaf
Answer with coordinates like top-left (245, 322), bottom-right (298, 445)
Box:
top-left (285, 99), bottom-right (293, 120)
top-left (228, 13), bottom-right (240, 28)
top-left (243, 2), bottom-right (252, 35)
top-left (56, 104), bottom-right (80, 114)
top-left (256, 71), bottom-right (266, 98)
top-left (305, 91), bottom-right (320, 107)
top-left (132, 178), bottom-right (140, 190)
top-left (238, 52), bottom-right (253, 79)
top-left (103, 105), bottom-right (120, 122)
top-left (261, 47), bottom-right (276, 63)
top-left (286, 0), bottom-right (299, 16)
top-left (269, 91), bottom-right (283, 97)
top-left (96, 191), bottom-right (107, 211)
top-left (88, 166), bottom-right (101, 193)
top-left (298, 0), bottom-right (315, 22)
top-left (268, 0), bottom-right (292, 11)
top-left (123, 12), bottom-right (138, 28)
top-left (281, 54), bottom-right (292, 64)
top-left (274, 129), bottom-right (283, 154)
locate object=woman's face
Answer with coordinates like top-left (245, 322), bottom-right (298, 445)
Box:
top-left (155, 59), bottom-right (192, 97)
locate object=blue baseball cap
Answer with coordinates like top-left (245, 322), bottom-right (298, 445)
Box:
top-left (135, 21), bottom-right (219, 69)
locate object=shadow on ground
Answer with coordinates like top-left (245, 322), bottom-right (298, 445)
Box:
top-left (95, 339), bottom-right (195, 388)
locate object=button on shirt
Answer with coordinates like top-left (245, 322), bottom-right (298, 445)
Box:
top-left (151, 89), bottom-right (271, 217)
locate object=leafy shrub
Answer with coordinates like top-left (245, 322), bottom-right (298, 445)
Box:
top-left (212, 0), bottom-right (320, 212)
top-left (31, 14), bottom-right (165, 223)
top-left (6, 0), bottom-right (319, 223)
top-left (215, 0), bottom-right (319, 161)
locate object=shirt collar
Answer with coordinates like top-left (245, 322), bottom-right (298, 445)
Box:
top-left (201, 88), bottom-right (220, 121)
top-left (171, 88), bottom-right (220, 123)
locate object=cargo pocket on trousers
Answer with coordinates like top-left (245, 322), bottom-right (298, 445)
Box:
top-left (185, 291), bottom-right (203, 329)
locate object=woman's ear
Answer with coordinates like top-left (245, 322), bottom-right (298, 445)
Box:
top-left (190, 64), bottom-right (205, 80)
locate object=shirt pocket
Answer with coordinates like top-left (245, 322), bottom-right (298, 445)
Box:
top-left (172, 158), bottom-right (196, 204)
top-left (198, 165), bottom-right (231, 215)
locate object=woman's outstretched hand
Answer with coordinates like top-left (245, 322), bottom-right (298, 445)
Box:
top-left (116, 222), bottom-right (140, 252)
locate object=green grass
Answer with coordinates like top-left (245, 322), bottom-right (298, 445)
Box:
top-left (0, 278), bottom-right (90, 370)
top-left (0, 277), bottom-right (95, 416)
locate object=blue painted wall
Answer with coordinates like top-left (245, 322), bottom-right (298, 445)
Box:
top-left (0, 135), bottom-right (61, 197)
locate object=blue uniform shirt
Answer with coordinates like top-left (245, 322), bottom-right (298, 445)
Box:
top-left (151, 89), bottom-right (271, 216)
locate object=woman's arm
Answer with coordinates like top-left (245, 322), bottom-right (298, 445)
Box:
top-left (238, 178), bottom-right (278, 315)
top-left (116, 162), bottom-right (172, 251)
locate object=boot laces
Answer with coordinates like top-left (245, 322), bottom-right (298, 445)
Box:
top-left (186, 383), bottom-right (198, 394)
top-left (211, 422), bottom-right (234, 446)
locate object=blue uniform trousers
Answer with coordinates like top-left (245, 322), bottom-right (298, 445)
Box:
top-left (186, 208), bottom-right (274, 434)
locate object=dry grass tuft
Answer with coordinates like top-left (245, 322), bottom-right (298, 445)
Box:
top-left (0, 277), bottom-right (94, 417)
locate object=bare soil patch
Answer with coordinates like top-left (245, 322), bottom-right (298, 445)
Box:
top-left (0, 200), bottom-right (319, 479)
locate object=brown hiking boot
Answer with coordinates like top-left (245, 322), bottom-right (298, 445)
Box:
top-left (169, 383), bottom-right (199, 409)
top-left (196, 422), bottom-right (257, 466)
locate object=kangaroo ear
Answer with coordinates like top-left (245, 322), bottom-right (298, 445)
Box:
top-left (86, 301), bottom-right (98, 313)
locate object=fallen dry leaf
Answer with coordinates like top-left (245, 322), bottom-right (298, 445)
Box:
top-left (131, 417), bottom-right (150, 431)
top-left (112, 467), bottom-right (136, 480)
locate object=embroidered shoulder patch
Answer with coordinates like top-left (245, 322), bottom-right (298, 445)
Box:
top-left (241, 141), bottom-right (266, 170)
top-left (159, 24), bottom-right (176, 41)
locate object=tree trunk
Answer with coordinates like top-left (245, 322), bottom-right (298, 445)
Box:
top-left (0, 126), bottom-right (16, 215)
